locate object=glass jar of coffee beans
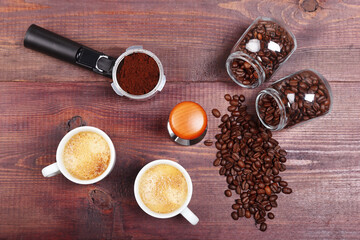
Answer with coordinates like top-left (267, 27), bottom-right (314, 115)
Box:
top-left (226, 17), bottom-right (297, 88)
top-left (255, 69), bottom-right (333, 131)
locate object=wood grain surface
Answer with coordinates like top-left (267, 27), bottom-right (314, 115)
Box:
top-left (1, 0), bottom-right (360, 239)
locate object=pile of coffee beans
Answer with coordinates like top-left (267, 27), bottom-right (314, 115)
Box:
top-left (231, 19), bottom-right (295, 86)
top-left (257, 70), bottom-right (332, 129)
top-left (210, 94), bottom-right (292, 232)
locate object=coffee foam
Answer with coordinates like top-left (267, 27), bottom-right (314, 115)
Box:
top-left (139, 164), bottom-right (188, 214)
top-left (63, 131), bottom-right (110, 180)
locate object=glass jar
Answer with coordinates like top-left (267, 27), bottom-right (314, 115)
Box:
top-left (226, 17), bottom-right (297, 88)
top-left (255, 69), bottom-right (333, 131)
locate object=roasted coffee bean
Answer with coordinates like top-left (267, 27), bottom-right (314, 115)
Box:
top-left (265, 205), bottom-right (272, 211)
top-left (259, 209), bottom-right (266, 218)
top-left (225, 162), bottom-right (233, 170)
top-left (254, 210), bottom-right (260, 220)
top-left (242, 181), bottom-right (249, 190)
top-left (233, 165), bottom-right (241, 172)
top-left (224, 94), bottom-right (232, 101)
top-left (238, 208), bottom-right (245, 217)
top-left (236, 185), bottom-right (241, 194)
top-left (228, 106), bottom-right (237, 112)
top-left (268, 212), bottom-right (275, 219)
top-left (212, 109), bottom-right (221, 118)
top-left (265, 186), bottom-right (272, 196)
top-left (245, 210), bottom-right (251, 218)
top-left (231, 211), bottom-right (239, 220)
top-left (279, 149), bottom-right (287, 156)
top-left (233, 179), bottom-right (239, 186)
top-left (279, 181), bottom-right (288, 187)
top-left (239, 95), bottom-right (245, 102)
top-left (243, 203), bottom-right (250, 209)
top-left (269, 195), bottom-right (278, 202)
top-left (227, 175), bottom-right (234, 184)
top-left (282, 187), bottom-right (292, 194)
top-left (263, 175), bottom-right (270, 183)
top-left (204, 140), bottom-right (213, 146)
top-left (240, 192), bottom-right (248, 199)
top-left (221, 114), bottom-right (229, 122)
top-left (257, 189), bottom-right (265, 195)
top-left (228, 184), bottom-right (237, 190)
top-left (242, 197), bottom-right (249, 204)
top-left (249, 206), bottom-right (256, 214)
top-left (232, 153), bottom-right (240, 161)
top-left (237, 159), bottom-right (245, 168)
top-left (213, 158), bottom-right (221, 166)
top-left (274, 176), bottom-right (281, 182)
top-left (225, 190), bottom-right (232, 197)
top-left (272, 167), bottom-right (279, 175)
top-left (260, 223), bottom-right (267, 232)
top-left (270, 201), bottom-right (278, 208)
top-left (230, 100), bottom-right (239, 106)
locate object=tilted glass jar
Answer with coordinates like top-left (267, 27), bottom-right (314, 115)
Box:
top-left (226, 17), bottom-right (297, 88)
top-left (255, 69), bottom-right (333, 131)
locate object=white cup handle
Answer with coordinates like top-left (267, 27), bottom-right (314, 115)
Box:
top-left (42, 163), bottom-right (61, 177)
top-left (181, 207), bottom-right (199, 225)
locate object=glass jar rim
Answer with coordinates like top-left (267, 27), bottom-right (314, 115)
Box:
top-left (255, 88), bottom-right (287, 131)
top-left (226, 51), bottom-right (265, 89)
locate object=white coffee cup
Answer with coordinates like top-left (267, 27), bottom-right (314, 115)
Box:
top-left (41, 126), bottom-right (116, 184)
top-left (134, 159), bottom-right (199, 225)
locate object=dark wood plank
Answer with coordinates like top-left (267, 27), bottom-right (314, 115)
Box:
top-left (0, 80), bottom-right (359, 239)
top-left (0, 0), bottom-right (359, 84)
top-left (1, 0), bottom-right (360, 239)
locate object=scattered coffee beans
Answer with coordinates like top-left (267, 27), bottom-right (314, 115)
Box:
top-left (260, 222), bottom-right (267, 232)
top-left (228, 17), bottom-right (296, 87)
top-left (224, 94), bottom-right (232, 101)
top-left (212, 109), bottom-right (221, 118)
top-left (225, 189), bottom-right (232, 197)
top-left (256, 70), bottom-right (332, 130)
top-left (204, 140), bottom-right (213, 146)
top-left (208, 94), bottom-right (292, 231)
top-left (231, 211), bottom-right (239, 220)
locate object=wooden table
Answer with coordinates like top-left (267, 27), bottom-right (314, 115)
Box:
top-left (1, 0), bottom-right (359, 239)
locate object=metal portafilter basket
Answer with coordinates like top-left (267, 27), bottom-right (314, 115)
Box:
top-left (23, 24), bottom-right (166, 100)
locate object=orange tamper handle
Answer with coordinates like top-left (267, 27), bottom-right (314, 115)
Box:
top-left (169, 101), bottom-right (207, 140)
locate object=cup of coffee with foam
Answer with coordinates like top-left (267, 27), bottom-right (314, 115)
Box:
top-left (42, 126), bottom-right (116, 184)
top-left (134, 159), bottom-right (199, 225)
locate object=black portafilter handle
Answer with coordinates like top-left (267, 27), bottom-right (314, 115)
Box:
top-left (24, 24), bottom-right (116, 78)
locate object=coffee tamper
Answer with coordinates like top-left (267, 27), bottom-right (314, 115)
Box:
top-left (167, 101), bottom-right (207, 146)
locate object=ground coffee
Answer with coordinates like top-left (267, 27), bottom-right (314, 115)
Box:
top-left (117, 53), bottom-right (159, 95)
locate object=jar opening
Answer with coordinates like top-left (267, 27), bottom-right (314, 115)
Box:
top-left (226, 52), bottom-right (265, 89)
top-left (255, 88), bottom-right (287, 131)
